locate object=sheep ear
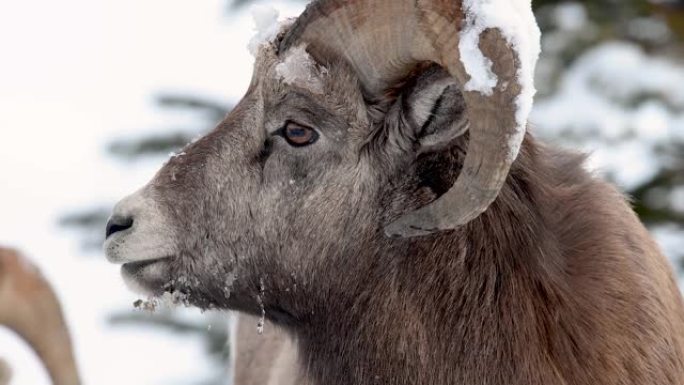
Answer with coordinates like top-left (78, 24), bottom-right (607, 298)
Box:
top-left (404, 68), bottom-right (469, 154)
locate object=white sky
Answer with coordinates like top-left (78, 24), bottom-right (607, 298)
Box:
top-left (0, 0), bottom-right (303, 384)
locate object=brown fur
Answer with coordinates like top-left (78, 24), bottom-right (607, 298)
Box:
top-left (105, 21), bottom-right (684, 385)
top-left (234, 315), bottom-right (298, 385)
top-left (233, 136), bottom-right (684, 385)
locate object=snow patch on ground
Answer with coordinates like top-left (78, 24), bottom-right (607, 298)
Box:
top-left (671, 187), bottom-right (684, 214)
top-left (532, 42), bottom-right (684, 190)
top-left (552, 3), bottom-right (588, 32)
top-left (458, 0), bottom-right (541, 161)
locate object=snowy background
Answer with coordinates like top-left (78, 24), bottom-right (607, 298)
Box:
top-left (0, 0), bottom-right (683, 384)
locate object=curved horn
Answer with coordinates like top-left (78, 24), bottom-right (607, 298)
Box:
top-left (280, 0), bottom-right (540, 237)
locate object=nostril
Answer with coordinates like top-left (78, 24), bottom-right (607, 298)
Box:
top-left (105, 216), bottom-right (134, 239)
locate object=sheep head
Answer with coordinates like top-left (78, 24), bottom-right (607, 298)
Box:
top-left (104, 0), bottom-right (539, 315)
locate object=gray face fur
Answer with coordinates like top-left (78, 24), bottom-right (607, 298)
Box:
top-left (104, 43), bottom-right (468, 318)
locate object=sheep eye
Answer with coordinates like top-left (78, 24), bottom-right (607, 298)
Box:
top-left (280, 122), bottom-right (319, 147)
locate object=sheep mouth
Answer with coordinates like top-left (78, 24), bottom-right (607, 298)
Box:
top-left (122, 257), bottom-right (165, 272)
top-left (121, 257), bottom-right (174, 296)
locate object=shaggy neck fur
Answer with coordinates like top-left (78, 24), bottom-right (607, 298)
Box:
top-left (273, 136), bottom-right (684, 385)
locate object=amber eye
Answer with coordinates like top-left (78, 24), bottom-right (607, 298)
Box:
top-left (280, 122), bottom-right (319, 147)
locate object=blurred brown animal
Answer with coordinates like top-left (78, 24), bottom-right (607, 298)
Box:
top-left (0, 247), bottom-right (80, 385)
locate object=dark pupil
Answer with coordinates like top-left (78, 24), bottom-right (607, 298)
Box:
top-left (286, 125), bottom-right (311, 144)
top-left (289, 126), bottom-right (307, 138)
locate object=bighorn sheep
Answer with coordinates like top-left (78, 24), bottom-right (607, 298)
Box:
top-left (0, 247), bottom-right (80, 385)
top-left (104, 0), bottom-right (684, 384)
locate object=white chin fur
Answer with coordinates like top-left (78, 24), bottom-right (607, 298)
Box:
top-left (121, 268), bottom-right (156, 296)
top-left (120, 260), bottom-right (169, 297)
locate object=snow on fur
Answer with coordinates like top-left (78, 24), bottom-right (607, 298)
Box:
top-left (133, 291), bottom-right (189, 312)
top-left (459, 0), bottom-right (541, 161)
top-left (248, 5), bottom-right (292, 56)
top-left (276, 44), bottom-right (327, 94)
